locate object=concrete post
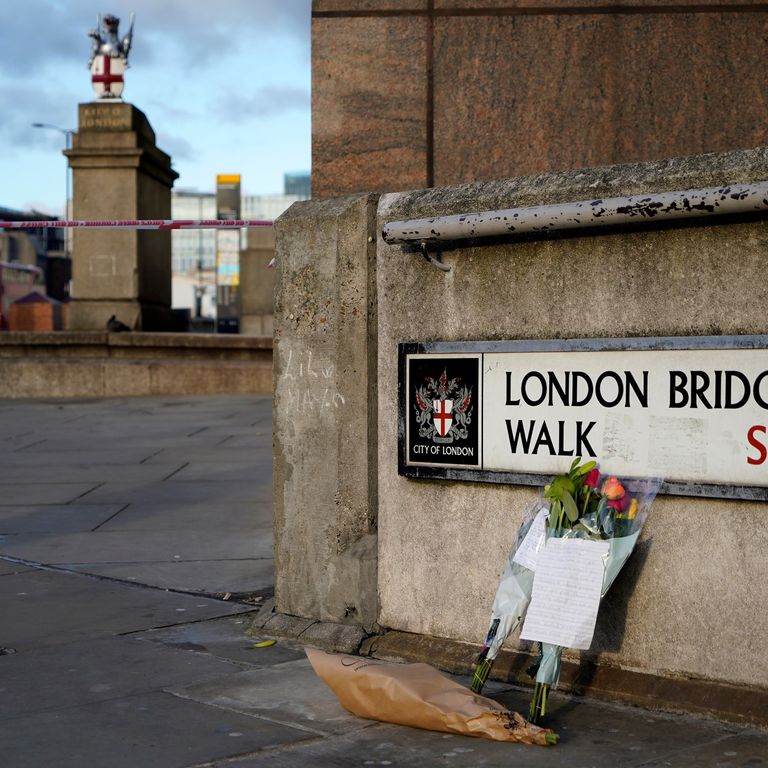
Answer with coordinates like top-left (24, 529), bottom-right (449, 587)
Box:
top-left (65, 102), bottom-right (179, 331)
top-left (273, 194), bottom-right (379, 631)
top-left (239, 226), bottom-right (276, 337)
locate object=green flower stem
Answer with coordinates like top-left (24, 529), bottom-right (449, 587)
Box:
top-left (470, 657), bottom-right (493, 694)
top-left (528, 681), bottom-right (551, 724)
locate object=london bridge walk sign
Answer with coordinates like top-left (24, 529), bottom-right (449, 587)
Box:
top-left (399, 336), bottom-right (768, 500)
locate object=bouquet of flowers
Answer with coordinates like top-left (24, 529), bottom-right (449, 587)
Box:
top-left (471, 458), bottom-right (661, 725)
top-left (524, 459), bottom-right (661, 723)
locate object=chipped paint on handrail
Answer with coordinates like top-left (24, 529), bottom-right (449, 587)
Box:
top-left (381, 182), bottom-right (768, 245)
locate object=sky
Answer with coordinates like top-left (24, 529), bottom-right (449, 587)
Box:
top-left (1, 0), bottom-right (312, 216)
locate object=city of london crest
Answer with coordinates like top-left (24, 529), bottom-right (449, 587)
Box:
top-left (88, 13), bottom-right (134, 100)
top-left (414, 369), bottom-right (473, 444)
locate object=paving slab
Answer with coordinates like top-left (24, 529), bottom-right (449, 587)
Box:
top-left (0, 463), bottom-right (187, 484)
top-left (0, 691), bottom-right (315, 768)
top-left (95, 500), bottom-right (273, 533)
top-left (638, 731), bottom-right (768, 767)
top-left (199, 674), bottom-right (766, 768)
top-left (0, 504), bottom-right (126, 534)
top-left (0, 559), bottom-right (34, 576)
top-left (205, 722), bottom-right (537, 767)
top-left (492, 685), bottom-right (752, 767)
top-left (0, 633), bottom-right (245, 719)
top-left (68, 557), bottom-right (274, 594)
top-left (145, 446), bottom-right (273, 465)
top-left (0, 568), bottom-right (252, 650)
top-left (0, 448), bottom-right (175, 466)
top-left (0, 528), bottom-right (272, 564)
top-left (213, 434), bottom-right (275, 450)
top-left (135, 616), bottom-right (307, 668)
top-left (166, 461), bottom-right (273, 485)
top-left (0, 482), bottom-right (101, 505)
top-left (169, 657), bottom-right (373, 737)
top-left (71, 479), bottom-right (272, 504)
top-left (9, 434), bottom-right (244, 454)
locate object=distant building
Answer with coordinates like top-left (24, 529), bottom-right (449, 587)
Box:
top-left (0, 206), bottom-right (64, 268)
top-left (284, 171), bottom-right (311, 199)
top-left (170, 189), bottom-right (307, 319)
top-left (0, 206), bottom-right (69, 302)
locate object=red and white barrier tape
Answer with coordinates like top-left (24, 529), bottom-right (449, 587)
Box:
top-left (0, 219), bottom-right (273, 230)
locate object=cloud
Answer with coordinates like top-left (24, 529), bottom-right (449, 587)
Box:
top-left (212, 84), bottom-right (310, 121)
top-left (157, 133), bottom-right (195, 161)
top-left (0, 0), bottom-right (311, 74)
top-left (0, 82), bottom-right (79, 148)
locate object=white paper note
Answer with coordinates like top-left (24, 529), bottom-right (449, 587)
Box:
top-left (520, 537), bottom-right (609, 650)
top-left (512, 506), bottom-right (548, 572)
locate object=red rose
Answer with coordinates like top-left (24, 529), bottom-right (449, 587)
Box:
top-left (584, 468), bottom-right (601, 489)
top-left (607, 494), bottom-right (631, 512)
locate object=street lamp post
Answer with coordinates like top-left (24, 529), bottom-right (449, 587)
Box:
top-left (31, 122), bottom-right (75, 303)
top-left (31, 122), bottom-right (75, 256)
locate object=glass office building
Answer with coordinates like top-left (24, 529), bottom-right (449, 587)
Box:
top-left (170, 187), bottom-right (309, 319)
top-left (170, 191), bottom-right (306, 275)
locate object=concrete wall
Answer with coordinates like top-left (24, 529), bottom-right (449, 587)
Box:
top-left (274, 145), bottom-right (768, 716)
top-left (0, 332), bottom-right (272, 398)
top-left (375, 147), bottom-right (768, 691)
top-left (312, 1), bottom-right (768, 198)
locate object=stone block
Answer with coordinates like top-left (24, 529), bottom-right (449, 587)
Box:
top-left (247, 597), bottom-right (277, 630)
top-left (312, 16), bottom-right (428, 198)
top-left (240, 225), bottom-right (276, 320)
top-left (311, 2), bottom-right (768, 195)
top-left (240, 315), bottom-right (273, 337)
top-left (273, 193), bottom-right (379, 628)
top-left (261, 613), bottom-right (317, 639)
top-left (296, 620), bottom-right (368, 654)
top-left (432, 12), bottom-right (768, 187)
top-left (0, 333), bottom-right (273, 398)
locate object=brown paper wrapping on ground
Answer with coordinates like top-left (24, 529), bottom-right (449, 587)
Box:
top-left (306, 648), bottom-right (556, 746)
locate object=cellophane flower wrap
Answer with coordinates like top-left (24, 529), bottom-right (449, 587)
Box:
top-left (470, 502), bottom-right (543, 693)
top-left (526, 459), bottom-right (661, 723)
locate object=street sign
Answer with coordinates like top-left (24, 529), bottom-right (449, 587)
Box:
top-left (399, 336), bottom-right (768, 499)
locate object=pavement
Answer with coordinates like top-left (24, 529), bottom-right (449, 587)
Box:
top-left (1, 395), bottom-right (766, 767)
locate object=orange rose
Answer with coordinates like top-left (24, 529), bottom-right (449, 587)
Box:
top-left (602, 476), bottom-right (625, 500)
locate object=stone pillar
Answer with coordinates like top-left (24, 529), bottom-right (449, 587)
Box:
top-left (273, 194), bottom-right (379, 631)
top-left (65, 102), bottom-right (179, 331)
top-left (239, 225), bottom-right (276, 337)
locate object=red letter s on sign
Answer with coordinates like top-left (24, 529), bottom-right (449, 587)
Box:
top-left (747, 425), bottom-right (768, 465)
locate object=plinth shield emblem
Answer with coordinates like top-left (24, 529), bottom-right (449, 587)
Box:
top-left (91, 54), bottom-right (125, 99)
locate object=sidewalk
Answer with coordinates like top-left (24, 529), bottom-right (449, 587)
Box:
top-left (0, 396), bottom-right (765, 767)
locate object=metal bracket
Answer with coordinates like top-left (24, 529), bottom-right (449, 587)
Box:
top-left (420, 242), bottom-right (451, 273)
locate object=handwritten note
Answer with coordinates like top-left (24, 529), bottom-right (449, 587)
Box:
top-left (512, 506), bottom-right (548, 572)
top-left (520, 537), bottom-right (609, 650)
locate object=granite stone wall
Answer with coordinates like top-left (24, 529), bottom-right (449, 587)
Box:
top-left (312, 1), bottom-right (768, 198)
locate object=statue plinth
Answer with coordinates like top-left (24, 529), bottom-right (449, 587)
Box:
top-left (65, 102), bottom-right (179, 331)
